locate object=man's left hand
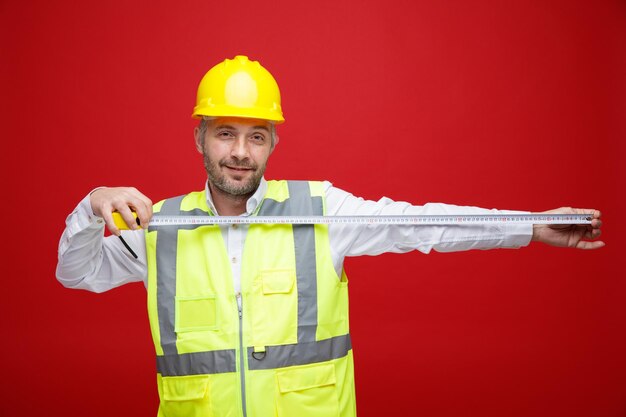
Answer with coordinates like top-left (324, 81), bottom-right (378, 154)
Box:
top-left (532, 207), bottom-right (604, 250)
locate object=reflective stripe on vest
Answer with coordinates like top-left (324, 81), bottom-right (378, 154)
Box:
top-left (152, 196), bottom-right (216, 357)
top-left (157, 348), bottom-right (237, 376)
top-left (157, 334), bottom-right (352, 376)
top-left (150, 181), bottom-right (351, 377)
top-left (257, 181), bottom-right (322, 344)
top-left (247, 333), bottom-right (351, 371)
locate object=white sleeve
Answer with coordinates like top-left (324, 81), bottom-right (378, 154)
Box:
top-left (325, 182), bottom-right (532, 271)
top-left (55, 191), bottom-right (148, 293)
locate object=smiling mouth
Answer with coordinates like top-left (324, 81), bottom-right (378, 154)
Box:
top-left (225, 166), bottom-right (252, 171)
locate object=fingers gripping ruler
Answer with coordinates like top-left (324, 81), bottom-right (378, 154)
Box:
top-left (112, 213), bottom-right (593, 230)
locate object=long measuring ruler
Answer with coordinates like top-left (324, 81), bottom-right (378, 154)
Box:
top-left (112, 213), bottom-right (592, 230)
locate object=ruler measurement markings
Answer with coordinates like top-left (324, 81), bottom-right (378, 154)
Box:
top-left (117, 213), bottom-right (592, 228)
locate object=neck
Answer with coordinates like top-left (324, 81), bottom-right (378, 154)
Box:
top-left (208, 182), bottom-right (252, 216)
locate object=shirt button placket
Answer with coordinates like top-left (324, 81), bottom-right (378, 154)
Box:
top-left (228, 224), bottom-right (244, 295)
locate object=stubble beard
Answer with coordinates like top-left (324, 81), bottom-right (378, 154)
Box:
top-left (203, 150), bottom-right (266, 197)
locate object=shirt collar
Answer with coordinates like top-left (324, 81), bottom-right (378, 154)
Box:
top-left (204, 178), bottom-right (267, 216)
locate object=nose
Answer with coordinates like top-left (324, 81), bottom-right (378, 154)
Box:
top-left (230, 135), bottom-right (250, 160)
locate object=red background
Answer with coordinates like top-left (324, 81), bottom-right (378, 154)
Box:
top-left (1, 1), bottom-right (625, 416)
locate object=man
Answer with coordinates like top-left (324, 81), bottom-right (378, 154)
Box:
top-left (56, 55), bottom-right (603, 417)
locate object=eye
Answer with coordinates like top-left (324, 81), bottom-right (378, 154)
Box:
top-left (251, 134), bottom-right (266, 142)
top-left (217, 130), bottom-right (234, 138)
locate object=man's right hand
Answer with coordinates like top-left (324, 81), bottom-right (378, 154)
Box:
top-left (90, 187), bottom-right (153, 236)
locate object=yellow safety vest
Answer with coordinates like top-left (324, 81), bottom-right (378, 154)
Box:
top-left (146, 180), bottom-right (356, 417)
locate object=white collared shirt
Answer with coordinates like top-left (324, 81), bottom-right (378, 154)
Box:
top-left (56, 179), bottom-right (532, 293)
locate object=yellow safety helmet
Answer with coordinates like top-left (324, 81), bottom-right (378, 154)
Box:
top-left (192, 55), bottom-right (284, 123)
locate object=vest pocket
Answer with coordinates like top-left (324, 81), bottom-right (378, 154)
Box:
top-left (250, 269), bottom-right (298, 346)
top-left (175, 295), bottom-right (218, 333)
top-left (160, 375), bottom-right (212, 417)
top-left (262, 269), bottom-right (295, 294)
top-left (275, 363), bottom-right (340, 417)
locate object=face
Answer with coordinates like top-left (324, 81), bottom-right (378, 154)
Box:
top-left (195, 117), bottom-right (274, 197)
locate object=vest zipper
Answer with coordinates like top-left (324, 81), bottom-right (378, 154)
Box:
top-left (237, 294), bottom-right (248, 417)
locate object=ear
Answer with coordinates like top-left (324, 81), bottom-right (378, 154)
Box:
top-left (194, 126), bottom-right (203, 154)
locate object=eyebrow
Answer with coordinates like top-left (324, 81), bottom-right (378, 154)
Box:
top-left (215, 124), bottom-right (270, 133)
